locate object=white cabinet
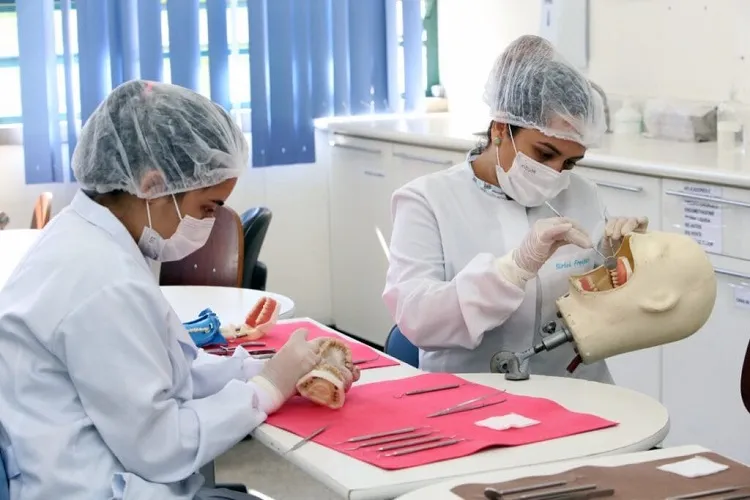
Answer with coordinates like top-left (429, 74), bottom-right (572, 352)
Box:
top-left (661, 255), bottom-right (750, 464)
top-left (574, 166), bottom-right (664, 402)
top-left (390, 144), bottom-right (465, 189)
top-left (662, 179), bottom-right (750, 260)
top-left (329, 135), bottom-right (394, 346)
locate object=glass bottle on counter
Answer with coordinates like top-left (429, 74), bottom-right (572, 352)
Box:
top-left (717, 91), bottom-right (744, 154)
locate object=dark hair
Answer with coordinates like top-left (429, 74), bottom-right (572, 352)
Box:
top-left (480, 122), bottom-right (522, 152)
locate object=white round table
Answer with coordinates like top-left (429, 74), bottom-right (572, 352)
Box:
top-left (0, 229), bottom-right (41, 290)
top-left (161, 285), bottom-right (296, 323)
top-left (254, 370), bottom-right (671, 500)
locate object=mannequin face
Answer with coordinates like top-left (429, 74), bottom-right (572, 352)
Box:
top-left (556, 232), bottom-right (717, 363)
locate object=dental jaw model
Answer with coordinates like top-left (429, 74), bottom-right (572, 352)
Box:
top-left (491, 231), bottom-right (717, 380)
top-left (296, 338), bottom-right (361, 409)
top-left (220, 297), bottom-right (279, 340)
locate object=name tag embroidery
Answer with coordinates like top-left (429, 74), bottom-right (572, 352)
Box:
top-left (555, 257), bottom-right (590, 270)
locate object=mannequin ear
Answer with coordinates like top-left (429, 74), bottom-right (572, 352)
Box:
top-left (638, 291), bottom-right (679, 313)
top-left (139, 170), bottom-right (167, 197)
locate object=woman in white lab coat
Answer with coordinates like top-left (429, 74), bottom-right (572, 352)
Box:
top-left (0, 81), bottom-right (319, 500)
top-left (383, 35), bottom-right (648, 379)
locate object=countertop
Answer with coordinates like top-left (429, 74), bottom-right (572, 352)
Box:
top-left (315, 113), bottom-right (750, 188)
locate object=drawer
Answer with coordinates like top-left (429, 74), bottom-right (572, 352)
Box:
top-left (661, 179), bottom-right (750, 260)
top-left (574, 166), bottom-right (662, 230)
top-left (390, 144), bottom-right (465, 190)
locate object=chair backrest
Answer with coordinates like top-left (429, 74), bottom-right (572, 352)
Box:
top-left (240, 207), bottom-right (272, 289)
top-left (0, 450), bottom-right (9, 500)
top-left (384, 325), bottom-right (419, 368)
top-left (159, 205), bottom-right (244, 287)
top-left (30, 192), bottom-right (52, 229)
top-left (742, 339), bottom-right (750, 413)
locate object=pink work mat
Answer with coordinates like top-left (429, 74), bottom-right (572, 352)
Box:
top-left (266, 373), bottom-right (619, 470)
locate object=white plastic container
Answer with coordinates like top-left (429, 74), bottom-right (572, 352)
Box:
top-left (613, 100), bottom-right (642, 136)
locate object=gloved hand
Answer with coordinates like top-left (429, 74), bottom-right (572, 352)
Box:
top-left (495, 217), bottom-right (593, 289)
top-left (605, 216), bottom-right (648, 240)
top-left (252, 329), bottom-right (320, 411)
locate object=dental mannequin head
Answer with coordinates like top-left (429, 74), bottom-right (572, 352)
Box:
top-left (470, 35), bottom-right (606, 205)
top-left (556, 231), bottom-right (717, 363)
top-left (72, 80), bottom-right (248, 261)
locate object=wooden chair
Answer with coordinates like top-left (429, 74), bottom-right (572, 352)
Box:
top-left (159, 205), bottom-right (244, 287)
top-left (30, 192), bottom-right (52, 229)
top-left (742, 339), bottom-right (750, 413)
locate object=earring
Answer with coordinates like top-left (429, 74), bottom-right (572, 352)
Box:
top-left (492, 137), bottom-right (501, 145)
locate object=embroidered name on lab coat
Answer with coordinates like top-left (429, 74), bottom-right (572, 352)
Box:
top-left (555, 257), bottom-right (590, 270)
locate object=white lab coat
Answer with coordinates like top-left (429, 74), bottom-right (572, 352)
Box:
top-left (0, 191), bottom-right (273, 500)
top-left (383, 155), bottom-right (613, 383)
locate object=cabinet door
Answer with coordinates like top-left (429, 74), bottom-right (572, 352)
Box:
top-left (662, 179), bottom-right (750, 260)
top-left (662, 256), bottom-right (750, 463)
top-left (329, 135), bottom-right (394, 346)
top-left (390, 144), bottom-right (465, 191)
top-left (574, 166), bottom-right (663, 401)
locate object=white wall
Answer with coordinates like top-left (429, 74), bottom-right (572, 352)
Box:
top-left (0, 140), bottom-right (333, 324)
top-left (438, 0), bottom-right (750, 112)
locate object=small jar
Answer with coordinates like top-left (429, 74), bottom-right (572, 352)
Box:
top-left (613, 100), bottom-right (642, 136)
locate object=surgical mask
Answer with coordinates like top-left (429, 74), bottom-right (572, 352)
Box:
top-left (138, 195), bottom-right (215, 262)
top-left (495, 130), bottom-right (570, 207)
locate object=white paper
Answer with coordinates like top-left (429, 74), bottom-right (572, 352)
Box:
top-left (734, 285), bottom-right (750, 310)
top-left (657, 456), bottom-right (729, 478)
top-left (475, 413), bottom-right (540, 431)
top-left (680, 184), bottom-right (723, 255)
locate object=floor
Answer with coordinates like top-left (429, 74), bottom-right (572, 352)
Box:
top-left (215, 439), bottom-right (341, 500)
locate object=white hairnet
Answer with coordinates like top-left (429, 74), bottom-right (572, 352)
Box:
top-left (483, 35), bottom-right (606, 147)
top-left (73, 80), bottom-right (248, 199)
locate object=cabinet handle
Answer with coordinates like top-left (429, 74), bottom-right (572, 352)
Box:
top-left (592, 180), bottom-right (643, 193)
top-left (664, 189), bottom-right (750, 209)
top-left (364, 170), bottom-right (385, 178)
top-left (714, 267), bottom-right (750, 280)
top-left (393, 151), bottom-right (454, 166)
top-left (330, 141), bottom-right (381, 155)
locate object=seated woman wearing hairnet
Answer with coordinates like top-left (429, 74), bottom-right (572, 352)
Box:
top-left (0, 81), bottom-right (319, 500)
top-left (383, 35), bottom-right (648, 380)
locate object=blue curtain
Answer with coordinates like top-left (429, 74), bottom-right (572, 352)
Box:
top-left (15, 0), bottom-right (425, 182)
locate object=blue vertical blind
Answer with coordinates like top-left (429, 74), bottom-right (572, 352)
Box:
top-left (14, 0), bottom-right (427, 182)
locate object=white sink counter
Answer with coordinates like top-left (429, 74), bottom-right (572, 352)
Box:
top-left (315, 113), bottom-right (750, 188)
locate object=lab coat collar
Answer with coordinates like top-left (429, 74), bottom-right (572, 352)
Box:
top-left (69, 190), bottom-right (152, 272)
top-left (466, 148), bottom-right (509, 200)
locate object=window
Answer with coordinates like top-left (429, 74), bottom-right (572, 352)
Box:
top-left (1, 0), bottom-right (439, 125)
top-left (0, 0), bottom-right (252, 125)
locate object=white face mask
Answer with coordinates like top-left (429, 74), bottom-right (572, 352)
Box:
top-left (495, 130), bottom-right (571, 207)
top-left (138, 195), bottom-right (215, 262)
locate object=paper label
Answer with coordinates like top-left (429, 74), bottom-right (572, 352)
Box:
top-left (680, 184), bottom-right (723, 254)
top-left (734, 285), bottom-right (750, 310)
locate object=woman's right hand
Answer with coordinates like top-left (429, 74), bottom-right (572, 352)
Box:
top-left (256, 329), bottom-right (320, 402)
top-left (512, 217), bottom-right (593, 276)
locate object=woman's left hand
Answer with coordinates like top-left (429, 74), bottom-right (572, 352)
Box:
top-left (605, 216), bottom-right (648, 240)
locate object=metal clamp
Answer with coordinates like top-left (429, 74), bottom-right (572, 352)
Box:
top-left (392, 151), bottom-right (454, 166)
top-left (592, 180), bottom-right (643, 193)
top-left (329, 141), bottom-right (381, 156)
top-left (664, 189), bottom-right (750, 209)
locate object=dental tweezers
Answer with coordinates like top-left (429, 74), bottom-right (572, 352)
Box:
top-left (427, 398), bottom-right (506, 418)
top-left (341, 427), bottom-right (421, 443)
top-left (284, 425), bottom-right (329, 455)
top-left (343, 430), bottom-right (434, 450)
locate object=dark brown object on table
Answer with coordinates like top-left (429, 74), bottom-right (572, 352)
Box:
top-left (742, 338), bottom-right (750, 413)
top-left (452, 453), bottom-right (750, 500)
top-left (160, 205), bottom-right (244, 287)
top-left (30, 192), bottom-right (52, 229)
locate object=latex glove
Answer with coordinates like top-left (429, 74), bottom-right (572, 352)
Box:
top-left (251, 329), bottom-right (320, 412)
top-left (605, 216), bottom-right (648, 241)
top-left (495, 217), bottom-right (593, 289)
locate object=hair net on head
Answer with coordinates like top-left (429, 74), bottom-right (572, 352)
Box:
top-left (482, 35), bottom-right (606, 147)
top-left (72, 80), bottom-right (249, 199)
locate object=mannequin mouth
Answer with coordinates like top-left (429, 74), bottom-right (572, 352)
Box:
top-left (574, 255), bottom-right (633, 292)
